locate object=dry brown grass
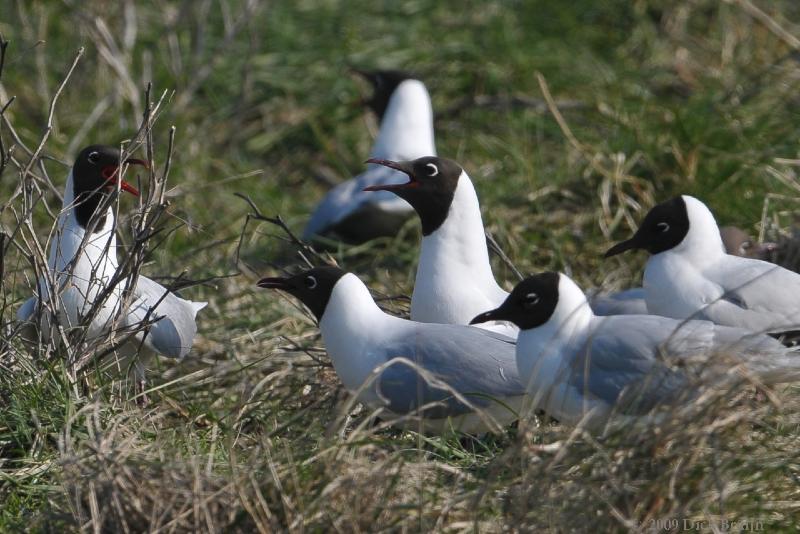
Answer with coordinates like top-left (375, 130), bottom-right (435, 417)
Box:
top-left (3, 0), bottom-right (800, 531)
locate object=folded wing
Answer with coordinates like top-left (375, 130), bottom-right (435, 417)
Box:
top-left (123, 276), bottom-right (206, 359)
top-left (375, 324), bottom-right (522, 418)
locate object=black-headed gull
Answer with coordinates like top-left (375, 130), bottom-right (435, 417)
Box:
top-left (364, 156), bottom-right (515, 335)
top-left (471, 272), bottom-right (800, 429)
top-left (303, 70), bottom-right (435, 243)
top-left (591, 225), bottom-right (777, 316)
top-left (605, 195), bottom-right (800, 339)
top-left (257, 266), bottom-right (524, 433)
top-left (363, 156), bottom-right (655, 335)
top-left (17, 144), bottom-right (206, 387)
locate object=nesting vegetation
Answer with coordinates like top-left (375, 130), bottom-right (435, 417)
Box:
top-left (1, 0), bottom-right (799, 531)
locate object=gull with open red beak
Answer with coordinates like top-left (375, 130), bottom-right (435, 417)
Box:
top-left (17, 144), bottom-right (206, 394)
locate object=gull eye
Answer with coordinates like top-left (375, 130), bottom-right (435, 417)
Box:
top-left (425, 163), bottom-right (439, 177)
top-left (304, 275), bottom-right (318, 289)
top-left (88, 151), bottom-right (100, 164)
top-left (740, 241), bottom-right (752, 252)
top-left (523, 292), bottom-right (539, 308)
top-left (656, 222), bottom-right (670, 233)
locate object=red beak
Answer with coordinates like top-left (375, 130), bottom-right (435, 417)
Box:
top-left (102, 157), bottom-right (148, 197)
top-left (118, 180), bottom-right (140, 196)
top-left (362, 158), bottom-right (418, 192)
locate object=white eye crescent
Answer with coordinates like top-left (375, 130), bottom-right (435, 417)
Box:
top-left (305, 275), bottom-right (318, 289)
top-left (425, 163), bottom-right (439, 177)
top-left (524, 292), bottom-right (539, 306)
top-left (657, 222), bottom-right (670, 233)
top-left (88, 151), bottom-right (100, 163)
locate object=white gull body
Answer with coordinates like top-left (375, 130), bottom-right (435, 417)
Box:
top-left (303, 79), bottom-right (435, 241)
top-left (17, 171), bottom-right (206, 375)
top-left (412, 170), bottom-right (516, 336)
top-left (318, 273), bottom-right (524, 433)
top-left (643, 196), bottom-right (800, 334)
top-left (515, 274), bottom-right (799, 429)
top-left (592, 224), bottom-right (777, 317)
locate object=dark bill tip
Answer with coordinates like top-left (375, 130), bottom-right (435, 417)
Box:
top-left (470, 310), bottom-right (499, 325)
top-left (363, 184), bottom-right (391, 192)
top-left (124, 157), bottom-right (150, 169)
top-left (363, 159), bottom-right (416, 192)
top-left (604, 238), bottom-right (638, 258)
top-left (257, 277), bottom-right (288, 289)
top-left (365, 158), bottom-right (404, 171)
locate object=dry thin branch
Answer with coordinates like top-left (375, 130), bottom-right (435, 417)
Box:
top-left (730, 0), bottom-right (800, 50)
top-left (485, 230), bottom-right (523, 282)
top-left (233, 191), bottom-right (332, 269)
top-left (20, 47), bottom-right (84, 184)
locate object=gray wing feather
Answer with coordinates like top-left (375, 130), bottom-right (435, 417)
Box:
top-left (589, 287), bottom-right (648, 316)
top-left (568, 320), bottom-right (688, 414)
top-left (375, 325), bottom-right (522, 418)
top-left (17, 296), bottom-right (37, 322)
top-left (701, 258), bottom-right (800, 332)
top-left (303, 165), bottom-right (412, 239)
top-left (567, 316), bottom-right (793, 415)
top-left (124, 276), bottom-right (206, 359)
top-left (16, 296), bottom-right (39, 343)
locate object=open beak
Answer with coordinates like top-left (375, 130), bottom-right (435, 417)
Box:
top-left (256, 276), bottom-right (289, 290)
top-left (363, 158), bottom-right (418, 192)
top-left (124, 157), bottom-right (149, 169)
top-left (604, 236), bottom-right (640, 258)
top-left (103, 157), bottom-right (148, 197)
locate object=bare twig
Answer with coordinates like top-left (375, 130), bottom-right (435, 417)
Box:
top-left (729, 0), bottom-right (800, 50)
top-left (0, 33), bottom-right (9, 81)
top-left (485, 230), bottom-right (524, 282)
top-left (234, 192), bottom-right (332, 269)
top-left (20, 47), bottom-right (84, 184)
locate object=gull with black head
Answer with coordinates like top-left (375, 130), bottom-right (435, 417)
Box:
top-left (303, 69), bottom-right (436, 244)
top-left (605, 195), bottom-right (800, 341)
top-left (590, 224), bottom-right (778, 316)
top-left (257, 266), bottom-right (525, 433)
top-left (17, 144), bottom-right (207, 389)
top-left (471, 272), bottom-right (800, 429)
top-left (364, 156), bottom-right (514, 335)
top-left (364, 156), bottom-right (656, 335)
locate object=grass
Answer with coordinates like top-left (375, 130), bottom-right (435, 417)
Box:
top-left (1, 0), bottom-right (800, 531)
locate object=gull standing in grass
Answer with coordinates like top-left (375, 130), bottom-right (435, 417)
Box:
top-left (17, 145), bottom-right (207, 389)
top-left (303, 70), bottom-right (435, 243)
top-left (257, 266), bottom-right (525, 433)
top-left (471, 272), bottom-right (800, 429)
top-left (605, 195), bottom-right (800, 340)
